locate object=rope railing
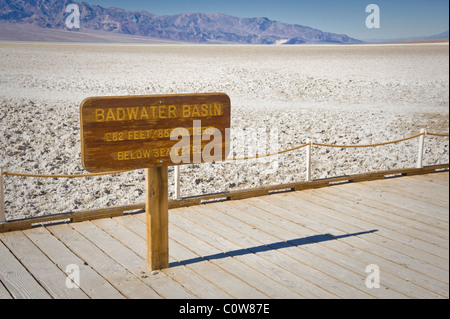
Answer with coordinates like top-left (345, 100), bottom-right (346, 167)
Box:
top-left (0, 129), bottom-right (448, 222)
top-left (227, 142), bottom-right (310, 161)
top-left (311, 132), bottom-right (426, 148)
top-left (428, 132), bottom-right (450, 137)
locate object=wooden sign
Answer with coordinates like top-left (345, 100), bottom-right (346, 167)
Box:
top-left (80, 93), bottom-right (231, 173)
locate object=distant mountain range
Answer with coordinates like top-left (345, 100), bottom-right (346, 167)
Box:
top-left (0, 0), bottom-right (363, 44)
top-left (364, 31), bottom-right (449, 43)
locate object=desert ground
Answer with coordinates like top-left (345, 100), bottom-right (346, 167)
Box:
top-left (0, 42), bottom-right (448, 220)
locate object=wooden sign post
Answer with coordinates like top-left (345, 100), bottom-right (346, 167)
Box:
top-left (146, 166), bottom-right (169, 270)
top-left (80, 93), bottom-right (231, 270)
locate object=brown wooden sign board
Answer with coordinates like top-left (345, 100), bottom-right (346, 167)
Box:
top-left (80, 93), bottom-right (231, 173)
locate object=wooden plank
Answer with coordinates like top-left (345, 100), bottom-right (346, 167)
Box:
top-left (0, 280), bottom-right (12, 299)
top-left (356, 182), bottom-right (449, 221)
top-left (70, 220), bottom-right (195, 299)
top-left (168, 221), bottom-right (270, 299)
top-left (293, 189), bottom-right (449, 279)
top-left (0, 237), bottom-right (51, 299)
top-left (166, 240), bottom-right (235, 299)
top-left (23, 227), bottom-right (125, 299)
top-left (400, 173), bottom-right (449, 191)
top-left (80, 93), bottom-right (231, 172)
top-left (241, 196), bottom-right (440, 299)
top-left (47, 223), bottom-right (162, 299)
top-left (168, 228), bottom-right (264, 299)
top-left (198, 202), bottom-right (375, 299)
top-left (115, 214), bottom-right (233, 299)
top-left (171, 208), bottom-right (354, 298)
top-left (407, 173), bottom-right (450, 186)
top-left (336, 182), bottom-right (449, 234)
top-left (0, 231), bottom-right (88, 299)
top-left (376, 175), bottom-right (449, 207)
top-left (299, 189), bottom-right (449, 271)
top-left (310, 182), bottom-right (449, 240)
top-left (327, 179), bottom-right (449, 227)
top-left (254, 195), bottom-right (447, 298)
top-left (93, 218), bottom-right (148, 259)
top-left (206, 201), bottom-right (410, 298)
top-left (175, 207), bottom-right (307, 299)
top-left (113, 215), bottom-right (148, 238)
top-left (317, 187), bottom-right (449, 258)
top-left (258, 193), bottom-right (448, 297)
top-left (421, 173), bottom-right (450, 186)
top-left (0, 203), bottom-right (144, 234)
top-left (184, 204), bottom-right (377, 298)
top-left (146, 166), bottom-right (169, 271)
top-left (339, 181), bottom-right (449, 227)
top-left (134, 212), bottom-right (273, 299)
top-left (333, 183), bottom-right (449, 237)
top-left (93, 216), bottom-right (232, 299)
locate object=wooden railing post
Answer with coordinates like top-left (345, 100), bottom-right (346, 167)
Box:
top-left (417, 129), bottom-right (427, 168)
top-left (174, 165), bottom-right (181, 199)
top-left (0, 168), bottom-right (5, 222)
top-left (145, 167), bottom-right (169, 271)
top-left (306, 140), bottom-right (312, 182)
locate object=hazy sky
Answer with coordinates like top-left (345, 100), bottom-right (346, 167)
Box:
top-left (84, 0), bottom-right (449, 40)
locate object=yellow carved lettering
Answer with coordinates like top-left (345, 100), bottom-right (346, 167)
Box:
top-left (159, 105), bottom-right (167, 119)
top-left (116, 108), bottom-right (125, 121)
top-left (150, 106), bottom-right (157, 118)
top-left (95, 109), bottom-right (105, 122)
top-left (214, 103), bottom-right (221, 116)
top-left (182, 105), bottom-right (190, 118)
top-left (126, 107), bottom-right (138, 120)
top-left (191, 105), bottom-right (200, 117)
top-left (140, 107), bottom-right (149, 120)
top-left (201, 104), bottom-right (208, 116)
top-left (168, 105), bottom-right (176, 118)
top-left (106, 108), bottom-right (115, 121)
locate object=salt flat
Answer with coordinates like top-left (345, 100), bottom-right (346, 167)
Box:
top-left (0, 43), bottom-right (448, 220)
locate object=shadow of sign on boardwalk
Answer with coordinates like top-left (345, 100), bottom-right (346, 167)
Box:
top-left (170, 230), bottom-right (378, 267)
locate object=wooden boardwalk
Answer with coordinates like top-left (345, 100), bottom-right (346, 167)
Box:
top-left (0, 171), bottom-right (448, 299)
